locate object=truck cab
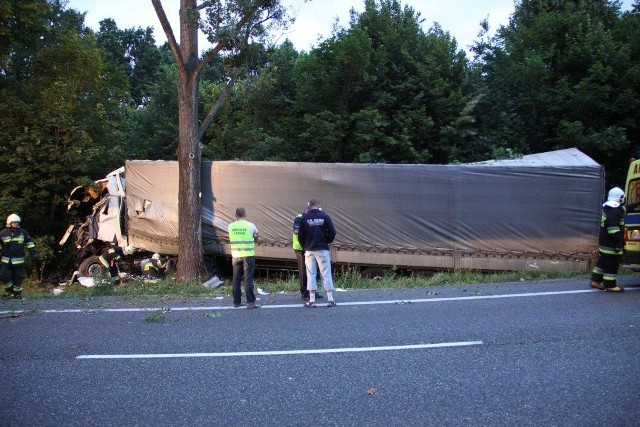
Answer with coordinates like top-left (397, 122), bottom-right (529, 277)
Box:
top-left (623, 159), bottom-right (640, 269)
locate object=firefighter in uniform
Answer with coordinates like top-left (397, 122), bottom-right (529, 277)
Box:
top-left (1, 214), bottom-right (36, 299)
top-left (140, 253), bottom-right (166, 279)
top-left (591, 187), bottom-right (640, 292)
top-left (98, 245), bottom-right (135, 278)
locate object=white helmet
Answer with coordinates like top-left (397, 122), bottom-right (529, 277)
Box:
top-left (607, 187), bottom-right (624, 202)
top-left (152, 253), bottom-right (161, 260)
top-left (6, 214), bottom-right (20, 227)
top-left (123, 245), bottom-right (135, 255)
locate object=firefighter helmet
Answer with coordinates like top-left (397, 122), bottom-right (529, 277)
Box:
top-left (123, 245), bottom-right (135, 255)
top-left (607, 187), bottom-right (625, 203)
top-left (152, 253), bottom-right (161, 260)
top-left (6, 214), bottom-right (21, 227)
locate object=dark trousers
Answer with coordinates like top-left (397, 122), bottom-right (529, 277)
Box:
top-left (232, 256), bottom-right (256, 305)
top-left (1, 263), bottom-right (25, 292)
top-left (295, 250), bottom-right (308, 297)
top-left (591, 252), bottom-right (622, 288)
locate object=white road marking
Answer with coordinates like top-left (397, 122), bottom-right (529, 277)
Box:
top-left (76, 340), bottom-right (483, 359)
top-left (1, 287), bottom-right (636, 315)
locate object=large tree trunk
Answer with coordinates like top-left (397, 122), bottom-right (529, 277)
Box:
top-left (151, 0), bottom-right (284, 282)
top-left (176, 72), bottom-right (202, 281)
top-left (175, 0), bottom-right (203, 282)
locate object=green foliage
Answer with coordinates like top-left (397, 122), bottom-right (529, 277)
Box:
top-left (96, 18), bottom-right (164, 106)
top-left (145, 308), bottom-right (170, 323)
top-left (22, 268), bottom-right (585, 300)
top-left (0, 0), bottom-right (53, 69)
top-left (0, 2), bottom-right (131, 240)
top-left (475, 0), bottom-right (639, 184)
top-left (29, 235), bottom-right (56, 281)
top-left (206, 0), bottom-right (475, 165)
top-left (128, 61), bottom-right (179, 160)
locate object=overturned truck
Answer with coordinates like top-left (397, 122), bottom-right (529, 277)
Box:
top-left (60, 148), bottom-right (604, 275)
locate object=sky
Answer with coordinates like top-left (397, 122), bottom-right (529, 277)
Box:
top-left (65, 0), bottom-right (635, 54)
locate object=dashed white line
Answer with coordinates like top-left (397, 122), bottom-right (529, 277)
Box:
top-left (76, 340), bottom-right (484, 359)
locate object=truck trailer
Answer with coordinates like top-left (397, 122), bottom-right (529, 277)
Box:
top-left (61, 148), bottom-right (604, 276)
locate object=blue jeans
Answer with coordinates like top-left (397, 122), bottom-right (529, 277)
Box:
top-left (304, 250), bottom-right (334, 291)
top-left (232, 256), bottom-right (256, 304)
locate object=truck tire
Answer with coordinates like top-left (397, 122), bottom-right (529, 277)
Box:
top-left (361, 267), bottom-right (389, 279)
top-left (78, 256), bottom-right (105, 277)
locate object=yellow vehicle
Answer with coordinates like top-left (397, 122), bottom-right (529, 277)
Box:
top-left (623, 158), bottom-right (640, 270)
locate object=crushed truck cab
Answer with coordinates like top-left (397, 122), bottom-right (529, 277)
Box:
top-left (59, 167), bottom-right (129, 273)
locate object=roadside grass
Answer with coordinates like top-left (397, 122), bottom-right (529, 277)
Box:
top-left (21, 268), bottom-right (589, 300)
top-left (145, 308), bottom-right (171, 323)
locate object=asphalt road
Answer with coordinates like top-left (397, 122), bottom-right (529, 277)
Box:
top-left (1, 276), bottom-right (639, 426)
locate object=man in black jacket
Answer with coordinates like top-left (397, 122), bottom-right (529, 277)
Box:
top-left (298, 199), bottom-right (337, 308)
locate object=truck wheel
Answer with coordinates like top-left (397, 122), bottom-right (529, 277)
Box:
top-left (78, 256), bottom-right (105, 277)
top-left (361, 267), bottom-right (388, 279)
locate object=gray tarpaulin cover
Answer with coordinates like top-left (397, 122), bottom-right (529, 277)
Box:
top-left (125, 148), bottom-right (604, 267)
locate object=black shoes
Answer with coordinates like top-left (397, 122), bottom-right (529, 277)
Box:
top-left (234, 302), bottom-right (261, 308)
top-left (2, 292), bottom-right (21, 300)
top-left (591, 281), bottom-right (624, 292)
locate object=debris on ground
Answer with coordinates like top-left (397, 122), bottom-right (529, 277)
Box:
top-left (202, 276), bottom-right (223, 288)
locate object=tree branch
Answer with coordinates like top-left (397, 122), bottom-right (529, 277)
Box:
top-left (196, 40), bottom-right (228, 75)
top-left (198, 70), bottom-right (240, 140)
top-left (195, 1), bottom-right (271, 133)
top-left (235, 0), bottom-right (265, 35)
top-left (195, 0), bottom-right (265, 74)
top-left (196, 1), bottom-right (216, 11)
top-left (151, 0), bottom-right (186, 73)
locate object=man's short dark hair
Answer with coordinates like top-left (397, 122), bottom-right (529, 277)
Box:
top-left (307, 199), bottom-right (320, 209)
top-left (235, 207), bottom-right (246, 218)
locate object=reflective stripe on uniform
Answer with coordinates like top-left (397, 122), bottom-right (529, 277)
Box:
top-left (598, 246), bottom-right (623, 255)
top-left (1, 256), bottom-right (25, 264)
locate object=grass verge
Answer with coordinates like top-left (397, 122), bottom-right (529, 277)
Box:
top-left (18, 268), bottom-right (590, 300)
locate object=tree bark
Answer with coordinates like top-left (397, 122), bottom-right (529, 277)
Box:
top-left (175, 0), bottom-right (203, 282)
top-left (176, 72), bottom-right (202, 281)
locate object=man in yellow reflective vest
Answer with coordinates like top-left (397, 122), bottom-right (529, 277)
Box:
top-left (228, 207), bottom-right (261, 308)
